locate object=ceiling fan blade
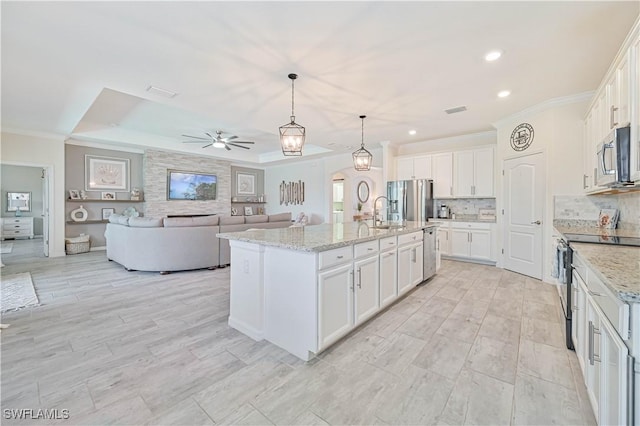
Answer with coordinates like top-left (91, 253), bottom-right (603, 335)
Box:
top-left (230, 141), bottom-right (255, 144)
top-left (205, 132), bottom-right (213, 138)
top-left (182, 140), bottom-right (211, 144)
top-left (227, 143), bottom-right (251, 150)
top-left (202, 143), bottom-right (213, 148)
top-left (225, 135), bottom-right (238, 141)
top-left (225, 145), bottom-right (232, 151)
top-left (182, 134), bottom-right (210, 141)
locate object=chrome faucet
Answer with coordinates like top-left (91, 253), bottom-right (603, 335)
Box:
top-left (373, 196), bottom-right (388, 226)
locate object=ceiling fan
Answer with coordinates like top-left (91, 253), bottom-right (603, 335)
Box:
top-left (182, 130), bottom-right (255, 151)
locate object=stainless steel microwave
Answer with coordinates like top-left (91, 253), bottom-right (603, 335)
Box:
top-left (596, 125), bottom-right (632, 187)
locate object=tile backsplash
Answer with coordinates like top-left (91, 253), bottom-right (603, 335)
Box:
top-left (434, 198), bottom-right (496, 217)
top-left (554, 193), bottom-right (640, 231)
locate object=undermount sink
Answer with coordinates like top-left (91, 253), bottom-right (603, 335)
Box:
top-left (371, 224), bottom-right (404, 230)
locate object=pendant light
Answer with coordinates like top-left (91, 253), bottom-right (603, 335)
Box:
top-left (352, 115), bottom-right (372, 171)
top-left (279, 73), bottom-right (306, 156)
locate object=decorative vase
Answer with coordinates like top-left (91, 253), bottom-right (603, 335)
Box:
top-left (70, 205), bottom-right (88, 222)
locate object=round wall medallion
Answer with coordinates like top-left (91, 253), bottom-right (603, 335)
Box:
top-left (510, 123), bottom-right (534, 151)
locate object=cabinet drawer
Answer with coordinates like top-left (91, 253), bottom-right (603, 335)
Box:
top-left (3, 218), bottom-right (31, 224)
top-left (354, 240), bottom-right (378, 258)
top-left (379, 236), bottom-right (397, 251)
top-left (3, 224), bottom-right (30, 231)
top-left (3, 229), bottom-right (32, 236)
top-left (398, 231), bottom-right (422, 246)
top-left (587, 272), bottom-right (629, 339)
top-left (450, 221), bottom-right (491, 230)
top-left (318, 246), bottom-right (353, 270)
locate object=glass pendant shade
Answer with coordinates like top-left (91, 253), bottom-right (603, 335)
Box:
top-left (353, 115), bottom-right (372, 171)
top-left (280, 73), bottom-right (305, 156)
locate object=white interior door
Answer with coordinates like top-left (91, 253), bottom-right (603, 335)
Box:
top-left (42, 167), bottom-right (50, 257)
top-left (503, 153), bottom-right (544, 279)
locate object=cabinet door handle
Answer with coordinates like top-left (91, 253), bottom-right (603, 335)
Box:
top-left (436, 240), bottom-right (440, 250)
top-left (337, 255), bottom-right (344, 259)
top-left (357, 267), bottom-right (362, 289)
top-left (349, 270), bottom-right (354, 291)
top-left (411, 248), bottom-right (416, 263)
top-left (588, 290), bottom-right (603, 297)
top-left (450, 186), bottom-right (453, 196)
top-left (610, 105), bottom-right (618, 128)
top-left (583, 174), bottom-right (588, 189)
top-left (470, 233), bottom-right (472, 243)
top-left (388, 242), bottom-right (394, 245)
top-left (588, 321), bottom-right (601, 365)
top-left (367, 248), bottom-right (374, 251)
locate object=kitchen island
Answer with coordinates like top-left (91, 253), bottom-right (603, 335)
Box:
top-left (218, 221), bottom-right (439, 360)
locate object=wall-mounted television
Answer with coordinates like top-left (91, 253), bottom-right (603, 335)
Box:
top-left (167, 170), bottom-right (217, 201)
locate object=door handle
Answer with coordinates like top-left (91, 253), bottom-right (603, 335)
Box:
top-left (357, 267), bottom-right (362, 289)
top-left (531, 220), bottom-right (541, 225)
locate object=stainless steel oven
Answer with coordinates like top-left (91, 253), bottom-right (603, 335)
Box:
top-left (556, 232), bottom-right (640, 351)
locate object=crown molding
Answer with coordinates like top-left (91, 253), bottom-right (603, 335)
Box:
top-left (2, 127), bottom-right (66, 141)
top-left (492, 91), bottom-right (594, 128)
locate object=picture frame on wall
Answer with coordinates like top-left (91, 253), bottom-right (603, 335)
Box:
top-left (236, 172), bottom-right (256, 196)
top-left (244, 206), bottom-right (253, 216)
top-left (85, 155), bottom-right (130, 192)
top-left (101, 191), bottom-right (116, 200)
top-left (102, 208), bottom-right (115, 220)
top-left (68, 189), bottom-right (81, 200)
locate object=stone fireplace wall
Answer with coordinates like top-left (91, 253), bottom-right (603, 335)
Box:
top-left (144, 149), bottom-right (231, 218)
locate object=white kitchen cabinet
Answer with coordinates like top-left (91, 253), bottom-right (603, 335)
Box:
top-left (397, 241), bottom-right (423, 295)
top-left (318, 263), bottom-right (354, 350)
top-left (632, 32), bottom-right (640, 182)
top-left (449, 222), bottom-right (493, 262)
top-left (453, 147), bottom-right (494, 197)
top-left (606, 51), bottom-right (631, 132)
top-left (583, 20), bottom-right (640, 187)
top-left (435, 232), bottom-right (441, 272)
top-left (599, 314), bottom-right (630, 426)
top-left (432, 152), bottom-right (453, 198)
top-left (585, 296), bottom-right (601, 420)
top-left (396, 155), bottom-right (432, 180)
top-left (397, 229), bottom-right (424, 296)
top-left (572, 270), bottom-right (588, 372)
top-left (379, 248), bottom-right (397, 308)
top-left (353, 255), bottom-right (380, 325)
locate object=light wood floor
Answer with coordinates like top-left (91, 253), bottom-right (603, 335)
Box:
top-left (1, 239), bottom-right (595, 425)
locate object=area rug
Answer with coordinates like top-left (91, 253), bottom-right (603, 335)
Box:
top-left (1, 272), bottom-right (39, 312)
top-left (0, 243), bottom-right (13, 254)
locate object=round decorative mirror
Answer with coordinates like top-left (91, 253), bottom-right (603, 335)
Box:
top-left (357, 181), bottom-right (370, 203)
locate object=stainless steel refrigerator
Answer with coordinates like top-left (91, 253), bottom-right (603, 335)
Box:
top-left (386, 179), bottom-right (434, 223)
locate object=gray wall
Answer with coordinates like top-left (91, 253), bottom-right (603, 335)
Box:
top-left (1, 164), bottom-right (44, 235)
top-left (65, 145), bottom-right (144, 248)
top-left (230, 166), bottom-right (265, 215)
top-left (144, 149), bottom-right (231, 218)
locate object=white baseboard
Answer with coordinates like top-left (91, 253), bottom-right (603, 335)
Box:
top-left (90, 246), bottom-right (106, 252)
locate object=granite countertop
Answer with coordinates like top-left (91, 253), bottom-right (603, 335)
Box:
top-left (431, 215), bottom-right (497, 223)
top-left (217, 221), bottom-right (439, 252)
top-left (570, 242), bottom-right (640, 304)
top-left (554, 222), bottom-right (640, 239)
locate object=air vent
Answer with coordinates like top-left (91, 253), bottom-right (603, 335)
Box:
top-left (445, 106), bottom-right (467, 114)
top-left (146, 85), bottom-right (178, 98)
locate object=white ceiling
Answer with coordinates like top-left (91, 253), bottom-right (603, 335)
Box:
top-left (2, 1), bottom-right (638, 164)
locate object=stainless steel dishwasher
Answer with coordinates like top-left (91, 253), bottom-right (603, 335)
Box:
top-left (423, 228), bottom-right (437, 280)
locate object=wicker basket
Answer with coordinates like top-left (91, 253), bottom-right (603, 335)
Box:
top-left (65, 234), bottom-right (91, 255)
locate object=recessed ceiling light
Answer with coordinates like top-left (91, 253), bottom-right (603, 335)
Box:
top-left (485, 50), bottom-right (502, 62)
top-left (498, 90), bottom-right (511, 98)
top-left (408, 130), bottom-right (417, 136)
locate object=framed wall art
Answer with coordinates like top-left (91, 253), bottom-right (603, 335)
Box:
top-left (236, 172), bottom-right (256, 196)
top-left (102, 208), bottom-right (115, 220)
top-left (85, 155), bottom-right (130, 192)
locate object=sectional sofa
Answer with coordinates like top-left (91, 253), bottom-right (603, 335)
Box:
top-left (105, 213), bottom-right (291, 273)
